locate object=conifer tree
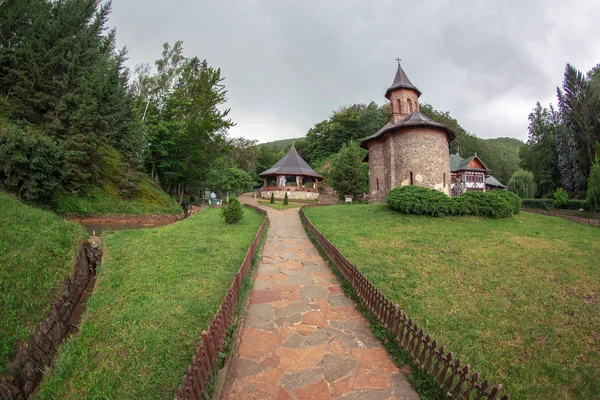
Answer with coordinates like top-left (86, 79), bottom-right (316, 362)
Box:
top-left (330, 141), bottom-right (367, 199)
top-left (586, 148), bottom-right (600, 212)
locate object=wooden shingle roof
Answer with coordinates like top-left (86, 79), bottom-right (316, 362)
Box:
top-left (259, 145), bottom-right (322, 178)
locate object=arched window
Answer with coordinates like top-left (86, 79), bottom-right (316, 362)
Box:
top-left (410, 172), bottom-right (414, 185)
top-left (407, 99), bottom-right (413, 113)
top-left (376, 178), bottom-right (379, 191)
top-left (443, 173), bottom-right (446, 187)
top-left (396, 99), bottom-right (402, 114)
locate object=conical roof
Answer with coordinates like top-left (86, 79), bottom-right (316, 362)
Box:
top-left (385, 64), bottom-right (422, 99)
top-left (360, 110), bottom-right (455, 148)
top-left (259, 145), bottom-right (323, 178)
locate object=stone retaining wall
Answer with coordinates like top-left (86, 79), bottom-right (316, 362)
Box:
top-left (0, 242), bottom-right (102, 400)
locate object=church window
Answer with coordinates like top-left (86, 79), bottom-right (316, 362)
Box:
top-left (407, 99), bottom-right (413, 113)
top-left (443, 173), bottom-right (446, 187)
top-left (396, 99), bottom-right (402, 114)
top-left (376, 178), bottom-right (379, 191)
top-left (410, 172), bottom-right (414, 185)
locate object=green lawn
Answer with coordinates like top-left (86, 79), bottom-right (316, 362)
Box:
top-left (305, 204), bottom-right (600, 400)
top-left (258, 199), bottom-right (303, 210)
top-left (36, 207), bottom-right (264, 399)
top-left (0, 193), bottom-right (87, 375)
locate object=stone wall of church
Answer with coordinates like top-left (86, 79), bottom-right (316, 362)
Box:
top-left (367, 127), bottom-right (451, 203)
top-left (367, 139), bottom-right (387, 203)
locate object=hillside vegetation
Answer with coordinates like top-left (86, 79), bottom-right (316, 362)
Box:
top-left (0, 2), bottom-right (253, 213)
top-left (0, 193), bottom-right (87, 374)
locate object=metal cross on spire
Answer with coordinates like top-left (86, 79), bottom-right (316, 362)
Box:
top-left (395, 57), bottom-right (402, 66)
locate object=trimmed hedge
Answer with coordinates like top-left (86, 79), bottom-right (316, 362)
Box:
top-left (522, 198), bottom-right (553, 210)
top-left (489, 189), bottom-right (521, 214)
top-left (522, 198), bottom-right (588, 211)
top-left (386, 186), bottom-right (520, 219)
top-left (386, 185), bottom-right (453, 217)
top-left (561, 199), bottom-right (587, 210)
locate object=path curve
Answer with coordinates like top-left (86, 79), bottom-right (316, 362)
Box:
top-left (221, 195), bottom-right (419, 399)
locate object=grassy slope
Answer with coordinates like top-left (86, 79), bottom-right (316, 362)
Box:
top-left (54, 178), bottom-right (181, 216)
top-left (36, 207), bottom-right (263, 399)
top-left (305, 204), bottom-right (600, 399)
top-left (0, 193), bottom-right (87, 374)
top-left (53, 145), bottom-right (180, 216)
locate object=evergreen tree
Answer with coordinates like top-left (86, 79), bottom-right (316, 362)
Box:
top-left (586, 149), bottom-right (600, 212)
top-left (270, 192), bottom-right (274, 204)
top-left (221, 196), bottom-right (243, 224)
top-left (329, 141), bottom-right (367, 199)
top-left (0, 123), bottom-right (67, 202)
top-left (283, 192), bottom-right (288, 205)
top-left (556, 64), bottom-right (600, 197)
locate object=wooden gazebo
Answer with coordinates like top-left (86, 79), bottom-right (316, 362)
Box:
top-left (259, 145), bottom-right (322, 200)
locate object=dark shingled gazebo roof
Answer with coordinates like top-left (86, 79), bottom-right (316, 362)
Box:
top-left (360, 111), bottom-right (456, 149)
top-left (385, 65), bottom-right (422, 99)
top-left (259, 145), bottom-right (323, 179)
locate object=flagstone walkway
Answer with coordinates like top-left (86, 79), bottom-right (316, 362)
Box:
top-left (220, 195), bottom-right (419, 400)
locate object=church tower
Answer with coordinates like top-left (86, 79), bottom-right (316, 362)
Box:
top-left (361, 62), bottom-right (455, 202)
top-left (386, 63), bottom-right (422, 123)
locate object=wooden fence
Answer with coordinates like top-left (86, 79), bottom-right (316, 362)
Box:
top-left (177, 204), bottom-right (268, 400)
top-left (300, 207), bottom-right (509, 400)
top-left (523, 208), bottom-right (600, 226)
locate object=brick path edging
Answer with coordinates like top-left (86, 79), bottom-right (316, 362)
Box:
top-left (522, 208), bottom-right (600, 226)
top-left (299, 207), bottom-right (510, 400)
top-left (178, 204), bottom-right (268, 399)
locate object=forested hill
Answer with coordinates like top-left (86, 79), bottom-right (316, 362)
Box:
top-left (0, 1), bottom-right (257, 213)
top-left (260, 103), bottom-right (523, 185)
top-left (257, 138), bottom-right (302, 152)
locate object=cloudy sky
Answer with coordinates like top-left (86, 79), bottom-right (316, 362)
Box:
top-left (109, 0), bottom-right (600, 143)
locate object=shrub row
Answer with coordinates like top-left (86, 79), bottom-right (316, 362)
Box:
top-left (522, 198), bottom-right (588, 211)
top-left (386, 186), bottom-right (521, 218)
top-left (521, 198), bottom-right (553, 210)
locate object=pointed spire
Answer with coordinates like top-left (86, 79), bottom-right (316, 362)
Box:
top-left (385, 64), bottom-right (421, 99)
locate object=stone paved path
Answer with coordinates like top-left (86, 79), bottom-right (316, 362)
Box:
top-left (221, 195), bottom-right (419, 400)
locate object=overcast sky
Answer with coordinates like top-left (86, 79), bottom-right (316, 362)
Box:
top-left (109, 0), bottom-right (600, 143)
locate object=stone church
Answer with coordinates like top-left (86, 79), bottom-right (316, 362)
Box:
top-left (361, 64), bottom-right (456, 202)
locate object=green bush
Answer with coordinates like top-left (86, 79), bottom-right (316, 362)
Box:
top-left (270, 192), bottom-right (275, 204)
top-left (386, 185), bottom-right (453, 217)
top-left (387, 186), bottom-right (518, 218)
top-left (521, 198), bottom-right (553, 210)
top-left (283, 192), bottom-right (289, 205)
top-left (0, 124), bottom-right (68, 202)
top-left (488, 189), bottom-right (522, 215)
top-left (452, 191), bottom-right (512, 219)
top-left (561, 199), bottom-right (588, 210)
top-left (586, 162), bottom-right (600, 212)
top-left (554, 188), bottom-right (568, 208)
top-left (220, 196), bottom-right (244, 224)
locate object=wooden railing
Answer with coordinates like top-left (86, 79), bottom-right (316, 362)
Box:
top-left (300, 207), bottom-right (509, 400)
top-left (177, 204), bottom-right (268, 400)
top-left (523, 208), bottom-right (600, 226)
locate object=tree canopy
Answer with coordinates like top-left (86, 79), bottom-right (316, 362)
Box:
top-left (520, 63), bottom-right (600, 198)
top-left (0, 1), bottom-right (245, 205)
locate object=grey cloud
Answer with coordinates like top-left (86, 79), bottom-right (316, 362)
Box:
top-left (110, 0), bottom-right (600, 142)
